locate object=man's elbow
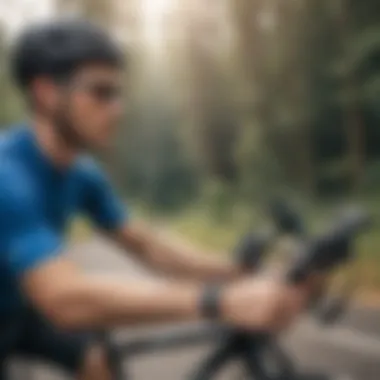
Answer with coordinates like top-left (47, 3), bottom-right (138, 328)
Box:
top-left (33, 288), bottom-right (84, 329)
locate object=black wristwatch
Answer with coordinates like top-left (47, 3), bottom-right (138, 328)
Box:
top-left (199, 283), bottom-right (224, 319)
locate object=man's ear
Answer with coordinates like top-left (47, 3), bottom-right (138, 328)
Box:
top-left (31, 77), bottom-right (61, 112)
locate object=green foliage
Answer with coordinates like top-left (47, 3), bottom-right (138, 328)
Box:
top-left (360, 161), bottom-right (380, 194)
top-left (0, 26), bottom-right (24, 125)
top-left (3, 0), bottom-right (380, 223)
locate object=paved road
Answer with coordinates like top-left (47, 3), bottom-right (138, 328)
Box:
top-left (11, 236), bottom-right (380, 380)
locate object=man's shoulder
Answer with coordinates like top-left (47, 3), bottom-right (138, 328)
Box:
top-left (0, 166), bottom-right (36, 223)
top-left (0, 128), bottom-right (36, 211)
top-left (0, 125), bottom-right (20, 152)
top-left (0, 124), bottom-right (31, 161)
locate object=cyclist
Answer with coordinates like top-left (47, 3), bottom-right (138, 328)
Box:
top-left (0, 19), bottom-right (319, 380)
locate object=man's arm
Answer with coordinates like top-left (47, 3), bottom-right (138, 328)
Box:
top-left (22, 255), bottom-right (308, 331)
top-left (0, 161), bottom-right (319, 333)
top-left (111, 222), bottom-right (242, 281)
top-left (81, 162), bottom-right (243, 281)
top-left (5, 179), bottom-right (313, 332)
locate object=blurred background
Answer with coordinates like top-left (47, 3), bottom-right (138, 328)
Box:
top-left (1, 0), bottom-right (380, 295)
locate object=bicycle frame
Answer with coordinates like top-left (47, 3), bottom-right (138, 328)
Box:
top-left (101, 323), bottom-right (297, 380)
top-left (102, 323), bottom-right (226, 380)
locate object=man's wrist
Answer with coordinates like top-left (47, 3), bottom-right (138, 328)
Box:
top-left (168, 282), bottom-right (225, 321)
top-left (199, 283), bottom-right (224, 319)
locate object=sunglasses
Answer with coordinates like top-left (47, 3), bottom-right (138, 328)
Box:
top-left (71, 80), bottom-right (123, 103)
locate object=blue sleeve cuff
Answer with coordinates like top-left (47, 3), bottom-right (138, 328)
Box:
top-left (94, 206), bottom-right (128, 231)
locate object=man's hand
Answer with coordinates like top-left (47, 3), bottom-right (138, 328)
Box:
top-left (221, 277), bottom-right (307, 331)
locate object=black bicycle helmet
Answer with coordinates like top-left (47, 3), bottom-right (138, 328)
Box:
top-left (11, 18), bottom-right (124, 89)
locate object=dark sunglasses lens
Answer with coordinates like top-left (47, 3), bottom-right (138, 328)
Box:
top-left (90, 84), bottom-right (121, 102)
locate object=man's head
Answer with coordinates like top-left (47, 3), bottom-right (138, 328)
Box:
top-left (11, 19), bottom-right (125, 150)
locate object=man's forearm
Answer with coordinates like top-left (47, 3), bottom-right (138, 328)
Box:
top-left (30, 272), bottom-right (201, 329)
top-left (115, 223), bottom-right (242, 281)
top-left (142, 239), bottom-right (241, 281)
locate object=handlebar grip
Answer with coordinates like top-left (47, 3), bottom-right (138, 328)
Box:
top-left (285, 238), bottom-right (351, 284)
top-left (333, 207), bottom-right (373, 237)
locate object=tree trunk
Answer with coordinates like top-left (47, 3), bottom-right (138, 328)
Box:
top-left (338, 0), bottom-right (366, 188)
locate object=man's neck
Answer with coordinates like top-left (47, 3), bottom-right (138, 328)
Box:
top-left (33, 118), bottom-right (79, 169)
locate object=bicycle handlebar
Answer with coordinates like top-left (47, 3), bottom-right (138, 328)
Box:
top-left (102, 205), bottom-right (373, 380)
top-left (191, 208), bottom-right (373, 380)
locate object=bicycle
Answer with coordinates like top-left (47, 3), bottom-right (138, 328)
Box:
top-left (97, 205), bottom-right (373, 380)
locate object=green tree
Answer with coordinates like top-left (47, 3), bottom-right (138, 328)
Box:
top-left (0, 23), bottom-right (23, 126)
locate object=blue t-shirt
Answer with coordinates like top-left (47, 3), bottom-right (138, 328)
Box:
top-left (0, 125), bottom-right (127, 314)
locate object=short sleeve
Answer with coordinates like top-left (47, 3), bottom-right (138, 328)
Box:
top-left (80, 160), bottom-right (128, 231)
top-left (0, 167), bottom-right (63, 276)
